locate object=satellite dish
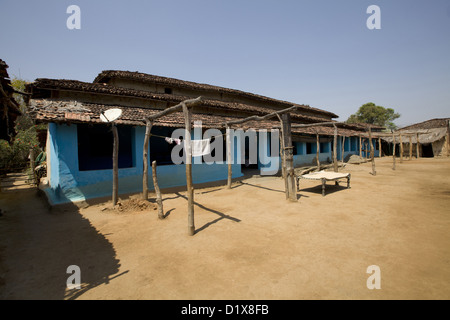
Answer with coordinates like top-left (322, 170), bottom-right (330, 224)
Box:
top-left (100, 108), bottom-right (122, 123)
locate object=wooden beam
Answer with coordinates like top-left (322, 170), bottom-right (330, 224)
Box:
top-left (288, 121), bottom-right (347, 128)
top-left (341, 136), bottom-right (345, 164)
top-left (182, 103), bottom-right (195, 236)
top-left (112, 123), bottom-right (119, 206)
top-left (226, 105), bottom-right (298, 126)
top-left (145, 97), bottom-right (202, 121)
top-left (152, 161), bottom-right (164, 219)
top-left (142, 119), bottom-right (153, 200)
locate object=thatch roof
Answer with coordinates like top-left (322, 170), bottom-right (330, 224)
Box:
top-left (399, 118), bottom-right (450, 131)
top-left (94, 70), bottom-right (338, 118)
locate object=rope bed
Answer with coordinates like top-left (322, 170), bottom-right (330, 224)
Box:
top-left (296, 170), bottom-right (351, 196)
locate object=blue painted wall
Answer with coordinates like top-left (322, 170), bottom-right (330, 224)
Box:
top-left (44, 124), bottom-right (381, 205)
top-left (44, 123), bottom-right (242, 205)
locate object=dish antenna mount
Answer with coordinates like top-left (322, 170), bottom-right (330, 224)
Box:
top-left (100, 108), bottom-right (122, 123)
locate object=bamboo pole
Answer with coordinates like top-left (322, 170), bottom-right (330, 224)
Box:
top-left (152, 161), bottom-right (164, 219)
top-left (316, 133), bottom-right (320, 170)
top-left (142, 120), bottom-right (153, 200)
top-left (182, 103), bottom-right (195, 236)
top-left (333, 124), bottom-right (338, 172)
top-left (226, 125), bottom-right (232, 189)
top-left (112, 123), bottom-right (119, 206)
top-left (392, 131), bottom-right (396, 170)
top-left (369, 128), bottom-right (376, 175)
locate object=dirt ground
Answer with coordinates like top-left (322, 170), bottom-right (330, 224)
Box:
top-left (1, 156), bottom-right (449, 300)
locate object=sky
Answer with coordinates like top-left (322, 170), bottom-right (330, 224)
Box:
top-left (1, 0), bottom-right (449, 127)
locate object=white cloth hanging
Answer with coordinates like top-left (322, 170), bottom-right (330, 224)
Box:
top-left (190, 139), bottom-right (211, 157)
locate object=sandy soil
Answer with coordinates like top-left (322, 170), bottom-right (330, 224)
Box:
top-left (1, 157), bottom-right (449, 300)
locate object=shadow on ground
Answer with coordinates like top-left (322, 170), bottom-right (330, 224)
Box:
top-left (0, 185), bottom-right (123, 300)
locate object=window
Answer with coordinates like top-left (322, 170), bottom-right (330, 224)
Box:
top-left (150, 126), bottom-right (180, 165)
top-left (77, 124), bottom-right (134, 171)
top-left (306, 143), bottom-right (313, 154)
top-left (164, 88), bottom-right (172, 94)
top-left (320, 142), bottom-right (329, 153)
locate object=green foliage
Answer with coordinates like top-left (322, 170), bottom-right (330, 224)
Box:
top-left (346, 102), bottom-right (400, 130)
top-left (0, 78), bottom-right (43, 172)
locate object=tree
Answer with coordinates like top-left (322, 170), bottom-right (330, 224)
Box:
top-left (0, 78), bottom-right (43, 172)
top-left (346, 102), bottom-right (400, 130)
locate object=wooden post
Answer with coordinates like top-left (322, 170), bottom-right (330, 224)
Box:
top-left (447, 120), bottom-right (450, 157)
top-left (359, 135), bottom-right (362, 158)
top-left (276, 114), bottom-right (286, 180)
top-left (112, 123), bottom-right (119, 206)
top-left (341, 136), bottom-right (345, 164)
top-left (392, 132), bottom-right (396, 170)
top-left (378, 137), bottom-right (382, 158)
top-left (183, 103), bottom-right (195, 235)
top-left (333, 125), bottom-right (338, 172)
top-left (316, 133), bottom-right (320, 170)
top-left (409, 135), bottom-right (413, 160)
top-left (416, 133), bottom-right (420, 159)
top-left (281, 113), bottom-right (297, 202)
top-left (369, 128), bottom-right (376, 175)
top-left (152, 161), bottom-right (164, 219)
top-left (399, 134), bottom-right (403, 163)
top-left (29, 148), bottom-right (37, 186)
top-left (142, 120), bottom-right (153, 200)
top-left (226, 125), bottom-right (232, 189)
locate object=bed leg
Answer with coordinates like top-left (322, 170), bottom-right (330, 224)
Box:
top-left (321, 178), bottom-right (326, 196)
top-left (347, 174), bottom-right (351, 189)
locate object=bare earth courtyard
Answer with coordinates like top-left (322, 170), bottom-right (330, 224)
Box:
top-left (0, 157), bottom-right (449, 300)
